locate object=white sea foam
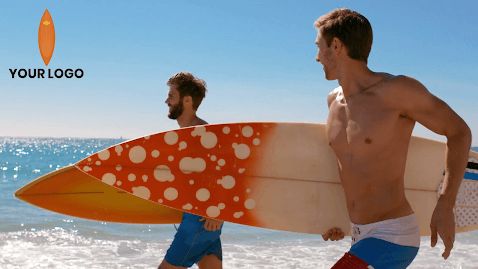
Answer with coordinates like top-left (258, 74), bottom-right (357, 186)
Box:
top-left (0, 227), bottom-right (477, 268)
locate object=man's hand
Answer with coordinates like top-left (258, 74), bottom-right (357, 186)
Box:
top-left (430, 201), bottom-right (456, 259)
top-left (200, 217), bottom-right (224, 231)
top-left (322, 227), bottom-right (345, 241)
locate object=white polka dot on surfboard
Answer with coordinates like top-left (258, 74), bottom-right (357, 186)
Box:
top-left (151, 150), bottom-right (160, 158)
top-left (191, 126), bottom-right (206, 137)
top-left (232, 143), bottom-right (251, 159)
top-left (222, 126), bottom-right (231, 134)
top-left (178, 141), bottom-right (187, 151)
top-left (253, 138), bottom-right (261, 146)
top-left (164, 187), bottom-right (178, 201)
top-left (102, 173), bottom-right (116, 185)
top-left (179, 157), bottom-right (206, 174)
top-left (129, 146), bottom-right (146, 163)
top-left (190, 126), bottom-right (218, 149)
top-left (244, 199), bottom-right (256, 210)
top-left (196, 188), bottom-right (210, 201)
top-left (128, 173), bottom-right (136, 181)
top-left (182, 203), bottom-right (193, 210)
top-left (164, 131), bottom-right (179, 145)
top-left (241, 125), bottom-right (253, 137)
top-left (206, 206), bottom-right (220, 218)
top-left (83, 166), bottom-right (92, 172)
top-left (233, 211), bottom-right (244, 218)
top-left (154, 165), bottom-right (175, 182)
top-left (97, 149), bottom-right (110, 160)
top-left (217, 175), bottom-right (235, 189)
top-left (115, 145), bottom-right (123, 156)
top-left (132, 186), bottom-right (150, 200)
top-left (200, 132), bottom-right (217, 149)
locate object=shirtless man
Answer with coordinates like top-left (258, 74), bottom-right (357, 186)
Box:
top-left (158, 72), bottom-right (224, 269)
top-left (315, 9), bottom-right (472, 269)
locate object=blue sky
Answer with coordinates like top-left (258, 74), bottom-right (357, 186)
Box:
top-left (1, 1), bottom-right (476, 145)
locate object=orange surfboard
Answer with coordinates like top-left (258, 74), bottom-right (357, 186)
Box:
top-left (16, 123), bottom-right (478, 235)
top-left (73, 122), bottom-right (478, 235)
top-left (38, 9), bottom-right (55, 66)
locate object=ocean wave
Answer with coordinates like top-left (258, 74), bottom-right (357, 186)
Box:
top-left (0, 228), bottom-right (476, 268)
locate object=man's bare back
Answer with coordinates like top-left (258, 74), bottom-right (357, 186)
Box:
top-left (327, 73), bottom-right (417, 224)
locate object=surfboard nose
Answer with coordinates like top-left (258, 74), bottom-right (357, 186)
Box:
top-left (15, 165), bottom-right (183, 224)
top-left (14, 186), bottom-right (24, 199)
top-left (14, 166), bottom-right (72, 201)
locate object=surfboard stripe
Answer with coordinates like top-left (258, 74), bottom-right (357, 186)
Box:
top-left (467, 162), bottom-right (478, 170)
top-left (464, 172), bottom-right (478, 180)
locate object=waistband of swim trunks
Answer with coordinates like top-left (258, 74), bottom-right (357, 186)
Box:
top-left (351, 214), bottom-right (417, 229)
top-left (350, 214), bottom-right (420, 247)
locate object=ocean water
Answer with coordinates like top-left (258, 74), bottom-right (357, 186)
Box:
top-left (0, 137), bottom-right (477, 269)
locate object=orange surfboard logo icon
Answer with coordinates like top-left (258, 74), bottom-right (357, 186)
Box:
top-left (38, 9), bottom-right (55, 66)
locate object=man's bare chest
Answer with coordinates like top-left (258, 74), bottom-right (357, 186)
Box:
top-left (327, 100), bottom-right (399, 153)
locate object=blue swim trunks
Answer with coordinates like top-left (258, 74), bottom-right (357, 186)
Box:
top-left (349, 237), bottom-right (419, 269)
top-left (164, 213), bottom-right (222, 267)
top-left (332, 214), bottom-right (420, 269)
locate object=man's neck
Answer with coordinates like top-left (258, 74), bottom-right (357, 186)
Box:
top-left (176, 111), bottom-right (204, 128)
top-left (337, 60), bottom-right (377, 98)
top-left (177, 114), bottom-right (196, 128)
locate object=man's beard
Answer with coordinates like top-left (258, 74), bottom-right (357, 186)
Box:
top-left (168, 101), bottom-right (184, 120)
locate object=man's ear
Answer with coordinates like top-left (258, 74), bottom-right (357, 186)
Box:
top-left (182, 95), bottom-right (193, 106)
top-left (332, 37), bottom-right (344, 54)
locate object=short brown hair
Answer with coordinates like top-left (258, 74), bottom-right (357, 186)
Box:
top-left (315, 8), bottom-right (373, 63)
top-left (167, 72), bottom-right (207, 110)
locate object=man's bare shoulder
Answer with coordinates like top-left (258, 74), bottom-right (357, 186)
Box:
top-left (383, 75), bottom-right (427, 92)
top-left (327, 86), bottom-right (342, 107)
top-left (379, 75), bottom-right (437, 117)
top-left (378, 75), bottom-right (431, 101)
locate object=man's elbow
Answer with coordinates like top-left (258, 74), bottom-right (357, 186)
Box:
top-left (448, 122), bottom-right (472, 148)
top-left (463, 125), bottom-right (472, 148)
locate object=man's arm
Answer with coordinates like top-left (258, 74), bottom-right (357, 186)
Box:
top-left (392, 76), bottom-right (472, 259)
